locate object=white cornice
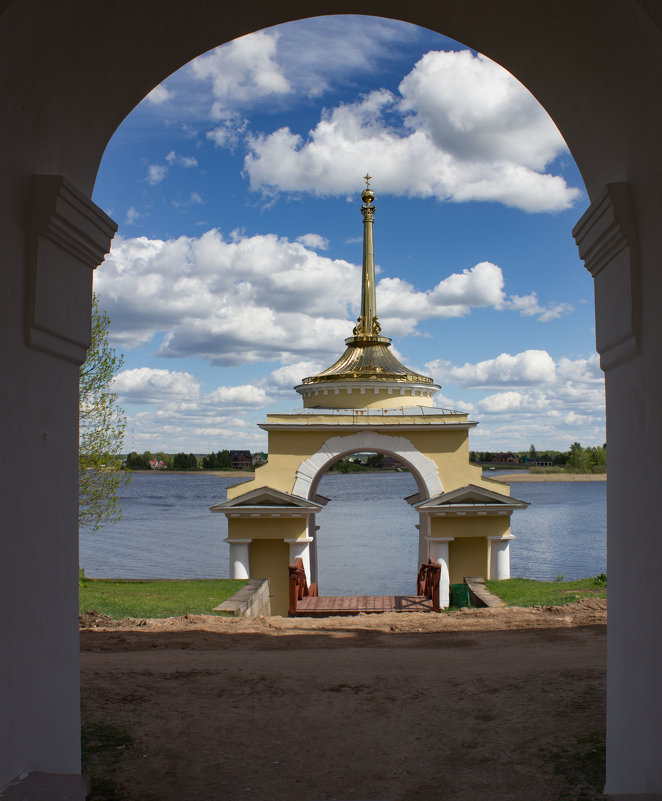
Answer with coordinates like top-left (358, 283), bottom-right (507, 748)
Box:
top-left (259, 422), bottom-right (477, 432)
top-left (26, 175), bottom-right (118, 364)
top-left (572, 182), bottom-right (640, 370)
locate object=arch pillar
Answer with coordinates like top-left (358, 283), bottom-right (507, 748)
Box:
top-left (224, 538), bottom-right (251, 579)
top-left (487, 536), bottom-right (513, 580)
top-left (426, 538), bottom-right (453, 609)
top-left (284, 537), bottom-right (314, 583)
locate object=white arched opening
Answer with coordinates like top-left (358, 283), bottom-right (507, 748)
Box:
top-left (293, 431), bottom-right (443, 501)
top-left (292, 431), bottom-right (443, 586)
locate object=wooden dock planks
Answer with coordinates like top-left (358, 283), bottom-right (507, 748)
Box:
top-left (294, 594), bottom-right (434, 617)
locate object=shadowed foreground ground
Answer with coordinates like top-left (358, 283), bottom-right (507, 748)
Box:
top-left (80, 601), bottom-right (606, 801)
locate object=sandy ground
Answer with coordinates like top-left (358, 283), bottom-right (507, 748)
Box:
top-left (80, 599), bottom-right (607, 801)
top-left (490, 473), bottom-right (606, 483)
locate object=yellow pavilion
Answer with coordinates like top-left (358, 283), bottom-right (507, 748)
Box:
top-left (211, 179), bottom-right (527, 615)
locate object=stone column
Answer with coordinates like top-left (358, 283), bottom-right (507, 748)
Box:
top-left (426, 537), bottom-right (454, 608)
top-left (488, 536), bottom-right (513, 579)
top-left (309, 520), bottom-right (320, 584)
top-left (285, 537), bottom-right (314, 583)
top-left (417, 512), bottom-right (430, 566)
top-left (224, 538), bottom-right (251, 579)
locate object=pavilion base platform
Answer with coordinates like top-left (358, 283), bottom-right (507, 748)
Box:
top-left (293, 594), bottom-right (435, 616)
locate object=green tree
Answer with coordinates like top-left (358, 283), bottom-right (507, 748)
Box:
top-left (79, 293), bottom-right (128, 532)
top-left (568, 442), bottom-right (590, 472)
top-left (173, 452), bottom-right (189, 469)
top-left (126, 451), bottom-right (148, 469)
top-left (155, 451), bottom-right (172, 469)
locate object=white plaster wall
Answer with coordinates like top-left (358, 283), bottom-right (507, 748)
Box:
top-left (0, 184), bottom-right (83, 785)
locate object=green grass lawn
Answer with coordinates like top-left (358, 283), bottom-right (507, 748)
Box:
top-left (79, 578), bottom-right (247, 619)
top-left (484, 576), bottom-right (607, 607)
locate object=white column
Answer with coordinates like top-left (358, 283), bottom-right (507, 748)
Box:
top-left (285, 537), bottom-right (314, 583)
top-left (488, 536), bottom-right (513, 579)
top-left (224, 538), bottom-right (251, 579)
top-left (309, 521), bottom-right (320, 584)
top-left (417, 512), bottom-right (429, 566)
top-left (426, 537), bottom-right (454, 609)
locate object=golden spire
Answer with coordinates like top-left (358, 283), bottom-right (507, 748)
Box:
top-left (353, 174), bottom-right (381, 338)
top-left (297, 179), bottom-right (438, 396)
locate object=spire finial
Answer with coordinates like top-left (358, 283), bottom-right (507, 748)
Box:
top-left (353, 178), bottom-right (380, 337)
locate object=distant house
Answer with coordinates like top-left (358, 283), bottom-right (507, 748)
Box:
top-left (252, 452), bottom-right (268, 467)
top-left (148, 459), bottom-right (166, 470)
top-left (230, 450), bottom-right (252, 470)
top-left (492, 452), bottom-right (520, 464)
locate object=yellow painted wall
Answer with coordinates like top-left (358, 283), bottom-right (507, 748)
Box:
top-left (250, 539), bottom-right (291, 617)
top-left (448, 537), bottom-right (488, 584)
top-left (430, 515), bottom-right (510, 540)
top-left (299, 386), bottom-right (436, 409)
top-left (226, 416), bottom-right (503, 500)
top-left (228, 516), bottom-right (307, 540)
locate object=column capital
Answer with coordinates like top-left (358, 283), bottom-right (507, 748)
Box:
top-left (284, 537), bottom-right (314, 544)
top-left (224, 537), bottom-right (253, 544)
top-left (27, 175), bottom-right (118, 363)
top-left (425, 536), bottom-right (455, 542)
top-left (572, 182), bottom-right (640, 369)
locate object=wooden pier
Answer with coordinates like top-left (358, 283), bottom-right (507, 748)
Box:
top-left (288, 557), bottom-right (441, 617)
top-left (294, 594), bottom-right (434, 616)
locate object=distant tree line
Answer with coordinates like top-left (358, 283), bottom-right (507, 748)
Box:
top-left (328, 454), bottom-right (407, 473)
top-left (470, 442), bottom-right (607, 473)
top-left (124, 449), bottom-right (263, 471)
top-left (201, 450), bottom-right (231, 469)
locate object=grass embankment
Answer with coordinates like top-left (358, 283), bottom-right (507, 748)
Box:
top-left (485, 575), bottom-right (607, 607)
top-left (79, 578), bottom-right (247, 619)
top-left (529, 466), bottom-right (606, 475)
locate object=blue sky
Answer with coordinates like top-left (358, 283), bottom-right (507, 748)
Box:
top-left (92, 15), bottom-right (604, 454)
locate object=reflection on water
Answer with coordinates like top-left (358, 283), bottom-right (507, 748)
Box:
top-left (79, 472), bottom-right (606, 595)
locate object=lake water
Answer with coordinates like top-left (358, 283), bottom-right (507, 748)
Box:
top-left (79, 472), bottom-right (606, 595)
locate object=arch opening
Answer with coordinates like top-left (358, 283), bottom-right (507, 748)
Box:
top-left (313, 451), bottom-right (421, 596)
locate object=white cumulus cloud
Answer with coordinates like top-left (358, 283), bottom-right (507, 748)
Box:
top-left (242, 50), bottom-right (580, 213)
top-left (206, 384), bottom-right (268, 407)
top-left (296, 233), bottom-right (329, 251)
top-left (427, 350), bottom-right (557, 389)
top-left (146, 164), bottom-right (167, 186)
top-left (423, 350), bottom-right (605, 448)
top-left (113, 368), bottom-right (201, 404)
top-left (190, 30), bottom-right (292, 115)
top-left (96, 232), bottom-right (575, 364)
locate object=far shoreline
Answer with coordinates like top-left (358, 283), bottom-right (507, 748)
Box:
top-left (489, 472), bottom-right (606, 482)
top-left (124, 469), bottom-right (605, 482)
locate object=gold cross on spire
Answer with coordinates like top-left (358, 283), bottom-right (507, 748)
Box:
top-left (364, 173), bottom-right (372, 189)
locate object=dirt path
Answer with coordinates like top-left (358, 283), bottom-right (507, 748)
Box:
top-left (80, 600), bottom-right (606, 801)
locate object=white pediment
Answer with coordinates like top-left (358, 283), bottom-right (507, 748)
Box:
top-left (414, 484), bottom-right (529, 512)
top-left (210, 486), bottom-right (322, 513)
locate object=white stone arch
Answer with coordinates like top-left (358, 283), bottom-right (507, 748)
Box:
top-left (292, 431), bottom-right (443, 501)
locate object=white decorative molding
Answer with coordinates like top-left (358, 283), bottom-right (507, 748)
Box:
top-left (26, 175), bottom-right (118, 363)
top-left (572, 182), bottom-right (640, 370)
top-left (292, 431), bottom-right (443, 499)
